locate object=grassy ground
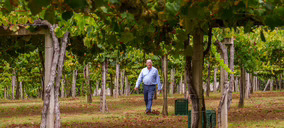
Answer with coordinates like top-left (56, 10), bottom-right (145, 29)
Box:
top-left (0, 91), bottom-right (283, 128)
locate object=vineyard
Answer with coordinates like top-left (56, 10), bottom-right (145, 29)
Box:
top-left (0, 0), bottom-right (283, 128)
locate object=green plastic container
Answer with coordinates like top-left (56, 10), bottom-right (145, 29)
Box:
top-left (210, 110), bottom-right (216, 128)
top-left (188, 110), bottom-right (216, 128)
top-left (175, 99), bottom-right (188, 116)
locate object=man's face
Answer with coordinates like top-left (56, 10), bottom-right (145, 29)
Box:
top-left (146, 61), bottom-right (152, 69)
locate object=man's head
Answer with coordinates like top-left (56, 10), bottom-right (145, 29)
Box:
top-left (146, 59), bottom-right (152, 69)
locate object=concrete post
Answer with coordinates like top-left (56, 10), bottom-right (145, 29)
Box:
top-left (45, 32), bottom-right (54, 128)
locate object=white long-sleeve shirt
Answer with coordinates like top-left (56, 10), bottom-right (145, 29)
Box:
top-left (135, 67), bottom-right (162, 90)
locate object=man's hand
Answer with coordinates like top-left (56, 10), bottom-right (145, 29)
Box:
top-left (134, 87), bottom-right (138, 91)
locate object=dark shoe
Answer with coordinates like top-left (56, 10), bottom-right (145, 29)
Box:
top-left (151, 110), bottom-right (160, 115)
top-left (145, 110), bottom-right (151, 115)
top-left (145, 110), bottom-right (160, 115)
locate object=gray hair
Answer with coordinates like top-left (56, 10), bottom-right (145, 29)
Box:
top-left (146, 59), bottom-right (152, 64)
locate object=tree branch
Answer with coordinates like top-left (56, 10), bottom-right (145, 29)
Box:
top-left (37, 19), bottom-right (60, 128)
top-left (203, 27), bottom-right (212, 57)
top-left (54, 32), bottom-right (69, 128)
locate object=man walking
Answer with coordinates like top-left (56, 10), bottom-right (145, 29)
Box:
top-left (135, 60), bottom-right (162, 114)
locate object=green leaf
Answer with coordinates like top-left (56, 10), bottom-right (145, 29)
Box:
top-left (165, 2), bottom-right (179, 16)
top-left (120, 32), bottom-right (135, 43)
top-left (87, 26), bottom-right (93, 37)
top-left (28, 2), bottom-right (41, 15)
top-left (188, 6), bottom-right (204, 19)
top-left (275, 7), bottom-right (284, 17)
top-left (264, 14), bottom-right (284, 29)
top-left (220, 8), bottom-right (233, 20)
top-left (112, 21), bottom-right (120, 32)
top-left (176, 29), bottom-right (188, 42)
top-left (55, 27), bottom-right (64, 37)
top-left (244, 21), bottom-right (253, 33)
top-left (260, 30), bottom-right (266, 42)
top-left (107, 35), bottom-right (117, 44)
top-left (109, 0), bottom-right (119, 4)
top-left (65, 0), bottom-right (87, 10)
top-left (62, 11), bottom-right (73, 21)
top-left (3, 0), bottom-right (14, 13)
top-left (28, 0), bottom-right (51, 15)
top-left (264, 3), bottom-right (274, 10)
top-left (121, 12), bottom-right (128, 19)
top-left (121, 12), bottom-right (134, 21)
top-left (44, 7), bottom-right (56, 24)
top-left (93, 0), bottom-right (106, 8)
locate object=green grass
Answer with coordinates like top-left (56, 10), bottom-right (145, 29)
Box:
top-left (229, 119), bottom-right (284, 128)
top-left (0, 91), bottom-right (283, 128)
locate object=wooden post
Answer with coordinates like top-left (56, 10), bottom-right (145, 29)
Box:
top-left (263, 79), bottom-right (270, 92)
top-left (179, 74), bottom-right (183, 94)
top-left (95, 80), bottom-right (99, 96)
top-left (114, 63), bottom-right (120, 98)
top-left (20, 81), bottom-right (23, 99)
top-left (120, 70), bottom-right (125, 95)
top-left (219, 82), bottom-right (228, 128)
top-left (217, 39), bottom-right (231, 127)
top-left (220, 63), bottom-right (225, 94)
top-left (245, 72), bottom-right (250, 99)
top-left (22, 84), bottom-right (25, 99)
top-left (24, 88), bottom-right (27, 99)
top-left (253, 76), bottom-right (256, 92)
top-left (110, 74), bottom-right (113, 96)
top-left (235, 77), bottom-right (239, 92)
top-left (125, 75), bottom-right (130, 96)
top-left (238, 67), bottom-right (245, 108)
top-left (7, 85), bottom-right (10, 99)
top-left (170, 68), bottom-right (175, 95)
top-left (100, 59), bottom-right (108, 113)
top-left (162, 55), bottom-right (168, 116)
top-left (213, 68), bottom-right (218, 92)
top-left (4, 87), bottom-right (6, 99)
top-left (206, 61), bottom-right (211, 97)
top-left (184, 70), bottom-right (188, 99)
top-left (270, 79), bottom-right (273, 91)
top-left (4, 87), bottom-right (7, 99)
top-left (280, 74), bottom-right (282, 91)
top-left (250, 74), bottom-right (254, 94)
top-left (255, 77), bottom-right (258, 91)
top-left (12, 69), bottom-right (16, 100)
top-left (228, 39), bottom-right (234, 110)
top-left (45, 32), bottom-right (54, 128)
top-left (41, 76), bottom-right (44, 100)
top-left (86, 64), bottom-right (92, 103)
top-left (61, 78), bottom-right (65, 98)
top-left (72, 70), bottom-right (77, 98)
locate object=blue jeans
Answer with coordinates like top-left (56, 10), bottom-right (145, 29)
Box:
top-left (144, 85), bottom-right (156, 112)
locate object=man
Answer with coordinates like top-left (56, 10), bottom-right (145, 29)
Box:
top-left (135, 59), bottom-right (162, 114)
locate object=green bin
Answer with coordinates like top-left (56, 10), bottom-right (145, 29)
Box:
top-left (188, 110), bottom-right (216, 128)
top-left (210, 110), bottom-right (216, 128)
top-left (175, 99), bottom-right (188, 116)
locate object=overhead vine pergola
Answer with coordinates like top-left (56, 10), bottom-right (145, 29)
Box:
top-left (1, 0), bottom-right (283, 128)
